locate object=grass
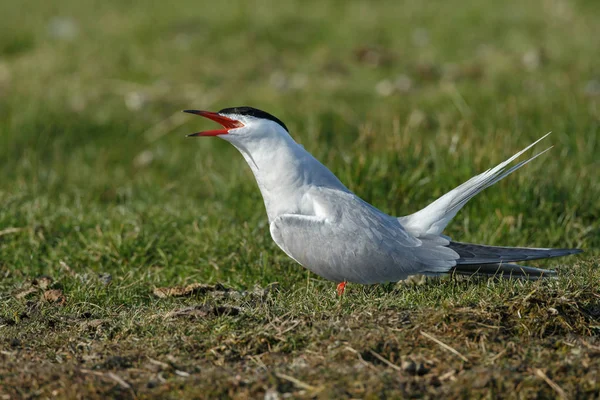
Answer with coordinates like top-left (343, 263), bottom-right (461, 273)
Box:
top-left (0, 0), bottom-right (599, 398)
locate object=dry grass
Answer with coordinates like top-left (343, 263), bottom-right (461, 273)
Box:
top-left (1, 0), bottom-right (599, 398)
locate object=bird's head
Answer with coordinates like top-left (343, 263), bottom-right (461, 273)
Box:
top-left (184, 106), bottom-right (289, 142)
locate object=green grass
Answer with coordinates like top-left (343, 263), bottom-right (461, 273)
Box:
top-left (1, 0), bottom-right (599, 398)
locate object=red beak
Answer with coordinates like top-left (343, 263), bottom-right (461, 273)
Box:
top-left (183, 110), bottom-right (244, 136)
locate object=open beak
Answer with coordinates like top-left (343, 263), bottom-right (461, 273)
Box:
top-left (183, 110), bottom-right (244, 137)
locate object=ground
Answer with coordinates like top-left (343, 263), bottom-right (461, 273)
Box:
top-left (1, 0), bottom-right (599, 398)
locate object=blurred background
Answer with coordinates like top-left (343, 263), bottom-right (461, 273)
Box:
top-left (0, 0), bottom-right (598, 286)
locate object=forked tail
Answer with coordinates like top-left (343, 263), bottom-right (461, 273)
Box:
top-left (395, 133), bottom-right (582, 280)
top-left (399, 133), bottom-right (552, 237)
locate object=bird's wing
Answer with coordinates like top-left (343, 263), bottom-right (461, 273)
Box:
top-left (398, 133), bottom-right (552, 237)
top-left (448, 241), bottom-right (582, 265)
top-left (270, 188), bottom-right (458, 283)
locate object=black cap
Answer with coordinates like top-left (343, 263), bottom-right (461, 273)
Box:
top-left (218, 106), bottom-right (289, 132)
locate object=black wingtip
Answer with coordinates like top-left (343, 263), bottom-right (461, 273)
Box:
top-left (557, 248), bottom-right (584, 256)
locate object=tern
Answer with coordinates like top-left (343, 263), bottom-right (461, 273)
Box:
top-left (184, 107), bottom-right (581, 294)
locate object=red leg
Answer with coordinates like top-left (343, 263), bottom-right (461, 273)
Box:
top-left (336, 281), bottom-right (347, 296)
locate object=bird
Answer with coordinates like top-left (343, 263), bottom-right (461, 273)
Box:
top-left (184, 106), bottom-right (582, 295)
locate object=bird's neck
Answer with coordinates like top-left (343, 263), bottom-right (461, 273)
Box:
top-left (227, 133), bottom-right (348, 222)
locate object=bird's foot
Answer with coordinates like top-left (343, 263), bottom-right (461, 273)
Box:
top-left (336, 281), bottom-right (347, 296)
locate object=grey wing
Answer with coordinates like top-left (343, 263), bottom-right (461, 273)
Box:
top-left (270, 188), bottom-right (459, 284)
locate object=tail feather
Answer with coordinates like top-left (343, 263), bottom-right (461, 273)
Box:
top-left (399, 133), bottom-right (552, 237)
top-left (451, 263), bottom-right (557, 280)
top-left (445, 241), bottom-right (582, 280)
top-left (448, 241), bottom-right (583, 265)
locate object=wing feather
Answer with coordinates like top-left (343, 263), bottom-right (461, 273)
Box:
top-left (270, 187), bottom-right (458, 283)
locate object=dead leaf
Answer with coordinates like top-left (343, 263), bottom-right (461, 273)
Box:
top-left (14, 276), bottom-right (57, 299)
top-left (14, 287), bottom-right (38, 299)
top-left (80, 319), bottom-right (107, 331)
top-left (44, 289), bottom-right (66, 305)
top-left (153, 283), bottom-right (229, 298)
top-left (164, 305), bottom-right (241, 319)
top-left (33, 276), bottom-right (54, 289)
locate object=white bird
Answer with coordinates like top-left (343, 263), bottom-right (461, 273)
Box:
top-left (184, 107), bottom-right (581, 294)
